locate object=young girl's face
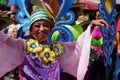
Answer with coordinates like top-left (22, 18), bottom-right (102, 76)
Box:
top-left (30, 19), bottom-right (51, 43)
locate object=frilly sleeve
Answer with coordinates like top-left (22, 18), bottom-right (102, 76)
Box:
top-left (59, 26), bottom-right (91, 80)
top-left (0, 31), bottom-right (25, 77)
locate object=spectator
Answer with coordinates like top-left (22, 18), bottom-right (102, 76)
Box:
top-left (5, 5), bottom-right (21, 38)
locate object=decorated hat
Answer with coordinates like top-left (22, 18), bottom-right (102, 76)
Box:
top-left (29, 9), bottom-right (54, 30)
top-left (0, 10), bottom-right (12, 28)
top-left (7, 5), bottom-right (18, 17)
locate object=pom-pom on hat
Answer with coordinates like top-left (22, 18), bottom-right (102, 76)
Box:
top-left (10, 5), bottom-right (18, 11)
top-left (7, 5), bottom-right (18, 17)
top-left (29, 9), bottom-right (54, 31)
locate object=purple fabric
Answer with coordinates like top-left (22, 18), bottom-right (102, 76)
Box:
top-left (21, 54), bottom-right (60, 80)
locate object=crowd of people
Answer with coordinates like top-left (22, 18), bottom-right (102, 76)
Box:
top-left (0, 1), bottom-right (119, 80)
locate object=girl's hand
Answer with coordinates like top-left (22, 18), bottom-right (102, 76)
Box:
top-left (98, 50), bottom-right (104, 57)
top-left (117, 44), bottom-right (120, 56)
top-left (91, 19), bottom-right (109, 28)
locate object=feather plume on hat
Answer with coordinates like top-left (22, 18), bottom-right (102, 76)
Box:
top-left (42, 0), bottom-right (60, 21)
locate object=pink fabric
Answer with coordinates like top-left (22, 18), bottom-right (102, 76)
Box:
top-left (10, 5), bottom-right (18, 11)
top-left (91, 46), bottom-right (102, 52)
top-left (60, 26), bottom-right (91, 80)
top-left (79, 0), bottom-right (98, 10)
top-left (76, 26), bottom-right (91, 80)
top-left (92, 27), bottom-right (102, 40)
top-left (59, 42), bottom-right (78, 77)
top-left (0, 32), bottom-right (25, 77)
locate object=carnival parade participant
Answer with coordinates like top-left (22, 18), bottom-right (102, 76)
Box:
top-left (88, 11), bottom-right (106, 80)
top-left (3, 5), bottom-right (21, 38)
top-left (0, 9), bottom-right (108, 80)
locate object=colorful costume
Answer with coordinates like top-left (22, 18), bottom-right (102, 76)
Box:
top-left (0, 8), bottom-right (92, 80)
top-left (91, 27), bottom-right (103, 52)
top-left (0, 25), bottom-right (91, 80)
top-left (88, 27), bottom-right (106, 80)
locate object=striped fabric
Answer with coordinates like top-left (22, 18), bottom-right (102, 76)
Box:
top-left (29, 9), bottom-right (53, 28)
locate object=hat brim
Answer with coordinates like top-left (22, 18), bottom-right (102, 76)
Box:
top-left (7, 10), bottom-right (17, 17)
top-left (0, 17), bottom-right (12, 28)
top-left (71, 3), bottom-right (86, 9)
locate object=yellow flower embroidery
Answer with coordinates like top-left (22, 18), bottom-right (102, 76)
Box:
top-left (26, 39), bottom-right (42, 53)
top-left (53, 43), bottom-right (63, 57)
top-left (39, 48), bottom-right (55, 64)
top-left (25, 39), bottom-right (63, 66)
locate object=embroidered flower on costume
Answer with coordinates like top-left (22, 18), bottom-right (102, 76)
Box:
top-left (53, 43), bottom-right (63, 57)
top-left (26, 39), bottom-right (42, 53)
top-left (25, 39), bottom-right (63, 67)
top-left (39, 48), bottom-right (55, 64)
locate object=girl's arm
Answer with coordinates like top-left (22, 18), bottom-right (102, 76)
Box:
top-left (59, 19), bottom-right (108, 80)
top-left (59, 25), bottom-right (91, 80)
top-left (0, 31), bottom-right (25, 77)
